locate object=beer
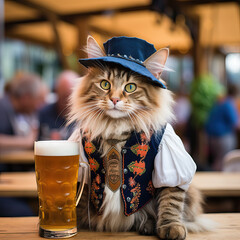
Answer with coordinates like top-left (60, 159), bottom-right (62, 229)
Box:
top-left (35, 141), bottom-right (79, 238)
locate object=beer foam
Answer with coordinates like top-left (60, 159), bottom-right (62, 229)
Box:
top-left (35, 141), bottom-right (79, 156)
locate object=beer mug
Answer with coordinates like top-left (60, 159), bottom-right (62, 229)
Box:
top-left (34, 140), bottom-right (86, 238)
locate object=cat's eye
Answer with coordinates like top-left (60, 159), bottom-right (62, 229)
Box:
top-left (100, 80), bottom-right (111, 90)
top-left (125, 83), bottom-right (137, 93)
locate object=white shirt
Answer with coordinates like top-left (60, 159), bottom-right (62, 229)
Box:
top-left (152, 123), bottom-right (196, 191)
top-left (70, 123), bottom-right (196, 191)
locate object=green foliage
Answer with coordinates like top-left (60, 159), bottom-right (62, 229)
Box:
top-left (190, 74), bottom-right (225, 127)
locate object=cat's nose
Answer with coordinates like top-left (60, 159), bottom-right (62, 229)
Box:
top-left (111, 97), bottom-right (120, 105)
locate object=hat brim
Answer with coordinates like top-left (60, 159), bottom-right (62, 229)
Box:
top-left (78, 57), bottom-right (166, 89)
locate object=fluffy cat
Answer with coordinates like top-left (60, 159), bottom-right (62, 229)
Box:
top-left (68, 36), bottom-right (209, 240)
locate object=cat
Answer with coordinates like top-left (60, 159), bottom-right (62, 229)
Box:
top-left (68, 36), bottom-right (210, 240)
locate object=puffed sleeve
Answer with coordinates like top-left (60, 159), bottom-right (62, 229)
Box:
top-left (152, 124), bottom-right (196, 191)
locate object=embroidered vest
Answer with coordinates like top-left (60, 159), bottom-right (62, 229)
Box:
top-left (82, 128), bottom-right (165, 216)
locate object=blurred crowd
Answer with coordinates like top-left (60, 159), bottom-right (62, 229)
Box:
top-left (0, 71), bottom-right (239, 173)
top-left (0, 71), bottom-right (79, 170)
top-left (173, 74), bottom-right (240, 172)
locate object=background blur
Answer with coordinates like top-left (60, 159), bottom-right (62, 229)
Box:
top-left (0, 0), bottom-right (240, 217)
top-left (1, 0), bottom-right (240, 92)
top-left (1, 0), bottom-right (240, 166)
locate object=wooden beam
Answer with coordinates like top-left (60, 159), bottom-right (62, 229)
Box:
top-left (5, 6), bottom-right (151, 30)
top-left (174, 0), bottom-right (239, 6)
top-left (47, 14), bottom-right (69, 69)
top-left (9, 0), bottom-right (57, 18)
top-left (74, 17), bottom-right (89, 75)
top-left (5, 0), bottom-right (238, 27)
top-left (9, 0), bottom-right (69, 69)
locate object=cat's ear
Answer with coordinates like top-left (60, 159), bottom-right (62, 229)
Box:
top-left (144, 48), bottom-right (169, 79)
top-left (86, 35), bottom-right (105, 58)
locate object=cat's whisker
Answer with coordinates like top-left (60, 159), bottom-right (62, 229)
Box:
top-left (83, 108), bottom-right (103, 127)
top-left (77, 108), bottom-right (99, 116)
top-left (76, 107), bottom-right (101, 122)
top-left (94, 109), bottom-right (105, 125)
top-left (135, 109), bottom-right (152, 121)
top-left (69, 103), bottom-right (100, 119)
top-left (131, 113), bottom-right (146, 129)
top-left (127, 112), bottom-right (142, 145)
top-left (80, 105), bottom-right (99, 112)
top-left (136, 107), bottom-right (152, 116)
top-left (128, 112), bottom-right (144, 131)
top-left (78, 102), bottom-right (99, 110)
top-left (126, 105), bottom-right (152, 121)
top-left (133, 114), bottom-right (150, 126)
top-left (84, 109), bottom-right (105, 140)
top-left (130, 111), bottom-right (150, 137)
top-left (127, 113), bottom-right (137, 132)
top-left (90, 108), bottom-right (104, 123)
top-left (125, 107), bottom-right (151, 123)
top-left (78, 106), bottom-right (100, 117)
top-left (80, 102), bottom-right (98, 108)
top-left (126, 104), bottom-right (151, 114)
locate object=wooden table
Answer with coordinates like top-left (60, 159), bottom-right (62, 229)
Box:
top-left (0, 171), bottom-right (240, 198)
top-left (0, 150), bottom-right (34, 164)
top-left (0, 172), bottom-right (37, 197)
top-left (192, 172), bottom-right (240, 197)
top-left (0, 214), bottom-right (239, 240)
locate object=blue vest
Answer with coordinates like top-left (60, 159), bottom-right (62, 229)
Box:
top-left (82, 128), bottom-right (165, 216)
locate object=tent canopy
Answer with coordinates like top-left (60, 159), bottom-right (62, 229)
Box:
top-left (4, 0), bottom-right (240, 56)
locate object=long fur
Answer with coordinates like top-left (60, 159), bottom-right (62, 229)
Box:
top-left (69, 36), bottom-right (213, 239)
top-left (68, 67), bottom-right (175, 142)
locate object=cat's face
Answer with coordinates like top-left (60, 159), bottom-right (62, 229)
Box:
top-left (84, 65), bottom-right (160, 120)
top-left (69, 64), bottom-right (172, 140)
top-left (69, 36), bottom-right (174, 139)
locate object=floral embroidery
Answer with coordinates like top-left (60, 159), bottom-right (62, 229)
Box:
top-left (91, 174), bottom-right (101, 209)
top-left (89, 157), bottom-right (99, 172)
top-left (85, 141), bottom-right (96, 155)
top-left (130, 183), bottom-right (141, 211)
top-left (128, 160), bottom-right (146, 177)
top-left (95, 174), bottom-right (101, 184)
top-left (128, 177), bottom-right (136, 187)
top-left (146, 180), bottom-right (155, 196)
top-left (140, 132), bottom-right (148, 143)
top-left (131, 144), bottom-right (149, 160)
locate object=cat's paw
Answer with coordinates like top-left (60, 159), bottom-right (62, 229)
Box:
top-left (157, 223), bottom-right (186, 240)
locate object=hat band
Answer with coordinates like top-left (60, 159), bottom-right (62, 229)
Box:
top-left (107, 54), bottom-right (145, 67)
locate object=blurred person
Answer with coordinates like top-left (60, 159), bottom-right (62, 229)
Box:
top-left (38, 70), bottom-right (79, 140)
top-left (0, 72), bottom-right (45, 151)
top-left (38, 80), bottom-right (49, 109)
top-left (232, 85), bottom-right (240, 148)
top-left (230, 85), bottom-right (240, 127)
top-left (188, 74), bottom-right (224, 170)
top-left (0, 72), bottom-right (46, 217)
top-left (205, 84), bottom-right (239, 171)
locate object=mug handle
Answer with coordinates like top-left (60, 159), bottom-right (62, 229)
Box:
top-left (76, 162), bottom-right (89, 206)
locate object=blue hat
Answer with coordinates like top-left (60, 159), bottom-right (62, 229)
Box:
top-left (79, 37), bottom-right (166, 88)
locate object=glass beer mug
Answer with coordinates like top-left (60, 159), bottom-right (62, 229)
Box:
top-left (34, 140), bottom-right (86, 238)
